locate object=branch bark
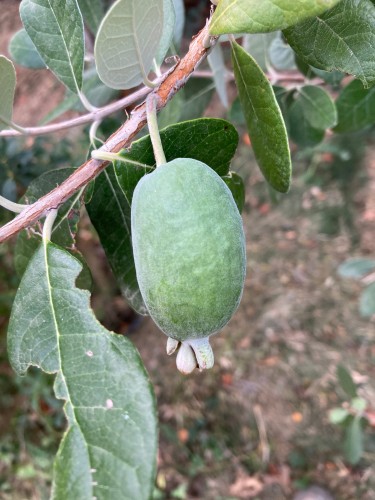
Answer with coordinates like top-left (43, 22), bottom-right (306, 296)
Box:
top-left (0, 23), bottom-right (216, 244)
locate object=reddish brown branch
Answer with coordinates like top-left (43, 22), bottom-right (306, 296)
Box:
top-left (0, 23), bottom-right (216, 244)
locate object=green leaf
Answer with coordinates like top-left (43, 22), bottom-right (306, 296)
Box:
top-left (338, 258), bottom-right (375, 279)
top-left (20, 0), bottom-right (84, 94)
top-left (222, 172), bottom-right (245, 213)
top-left (337, 365), bottom-right (358, 398)
top-left (14, 169), bottom-right (91, 290)
top-left (94, 0), bottom-right (164, 89)
top-left (329, 407), bottom-right (350, 424)
top-left (210, 0), bottom-right (341, 35)
top-left (208, 44), bottom-right (229, 108)
top-left (231, 41), bottom-right (291, 193)
top-left (359, 282), bottom-right (375, 318)
top-left (77, 0), bottom-right (104, 34)
top-left (8, 242), bottom-right (157, 499)
top-left (351, 397), bottom-right (367, 413)
top-left (0, 56), bottom-right (16, 130)
top-left (8, 29), bottom-right (46, 69)
top-left (87, 165), bottom-right (148, 315)
top-left (155, 0), bottom-right (176, 66)
top-left (288, 98), bottom-right (325, 147)
top-left (118, 118), bottom-right (239, 177)
top-left (334, 80), bottom-right (375, 133)
top-left (344, 416), bottom-right (363, 464)
top-left (284, 0), bottom-right (375, 88)
top-left (298, 85), bottom-right (337, 129)
top-left (178, 78), bottom-right (215, 122)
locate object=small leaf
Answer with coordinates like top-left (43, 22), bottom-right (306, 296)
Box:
top-left (288, 98), bottom-right (325, 147)
top-left (334, 80), bottom-right (375, 133)
top-left (155, 0), bottom-right (176, 66)
top-left (8, 29), bottom-right (46, 69)
top-left (0, 56), bottom-right (16, 130)
top-left (208, 44), bottom-right (229, 108)
top-left (284, 0), bottom-right (375, 88)
top-left (231, 41), bottom-right (291, 193)
top-left (344, 417), bottom-right (363, 465)
top-left (94, 0), bottom-right (164, 89)
top-left (337, 365), bottom-right (358, 398)
top-left (8, 243), bottom-right (157, 498)
top-left (338, 258), bottom-right (375, 279)
top-left (329, 407), bottom-right (350, 424)
top-left (222, 172), bottom-right (245, 213)
top-left (298, 85), bottom-right (337, 129)
top-left (76, 0), bottom-right (104, 34)
top-left (351, 397), bottom-right (367, 413)
top-left (210, 0), bottom-right (341, 35)
top-left (20, 0), bottom-right (85, 94)
top-left (359, 282), bottom-right (375, 318)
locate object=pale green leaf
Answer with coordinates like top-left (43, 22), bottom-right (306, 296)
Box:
top-left (242, 33), bottom-right (276, 71)
top-left (172, 0), bottom-right (185, 47)
top-left (338, 257), bottom-right (375, 279)
top-left (94, 0), bottom-right (164, 89)
top-left (334, 80), bottom-right (375, 133)
top-left (269, 33), bottom-right (297, 71)
top-left (351, 397), bottom-right (367, 413)
top-left (77, 0), bottom-right (104, 34)
top-left (155, 0), bottom-right (176, 66)
top-left (8, 243), bottom-right (157, 499)
top-left (207, 44), bottom-right (229, 108)
top-left (8, 29), bottom-right (46, 69)
top-left (329, 407), bottom-right (349, 424)
top-left (0, 56), bottom-right (16, 130)
top-left (359, 282), bottom-right (375, 318)
top-left (20, 0), bottom-right (84, 94)
top-left (284, 0), bottom-right (375, 88)
top-left (231, 41), bottom-right (291, 193)
top-left (298, 85), bottom-right (337, 129)
top-left (210, 0), bottom-right (341, 35)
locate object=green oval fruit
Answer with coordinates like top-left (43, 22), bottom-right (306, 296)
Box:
top-left (131, 158), bottom-right (246, 372)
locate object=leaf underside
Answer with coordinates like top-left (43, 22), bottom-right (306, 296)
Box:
top-left (0, 56), bottom-right (16, 130)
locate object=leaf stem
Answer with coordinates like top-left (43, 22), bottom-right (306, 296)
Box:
top-left (146, 95), bottom-right (166, 166)
top-left (0, 195), bottom-right (28, 213)
top-left (0, 115), bottom-right (29, 134)
top-left (42, 209), bottom-right (58, 243)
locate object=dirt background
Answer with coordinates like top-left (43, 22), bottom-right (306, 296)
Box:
top-left (0, 1), bottom-right (374, 499)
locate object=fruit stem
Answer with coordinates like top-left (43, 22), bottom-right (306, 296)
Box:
top-left (146, 94), bottom-right (166, 167)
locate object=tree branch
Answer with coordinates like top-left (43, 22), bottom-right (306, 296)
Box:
top-left (0, 23), bottom-right (217, 244)
top-left (0, 84), bottom-right (155, 137)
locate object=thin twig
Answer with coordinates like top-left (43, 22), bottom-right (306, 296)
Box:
top-left (0, 22), bottom-right (217, 243)
top-left (0, 84), bottom-right (157, 138)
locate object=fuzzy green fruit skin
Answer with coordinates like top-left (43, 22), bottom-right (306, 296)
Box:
top-left (131, 158), bottom-right (246, 341)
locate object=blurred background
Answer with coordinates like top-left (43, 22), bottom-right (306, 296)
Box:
top-left (0, 1), bottom-right (374, 499)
